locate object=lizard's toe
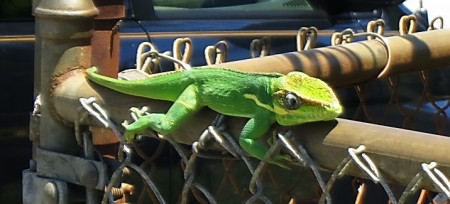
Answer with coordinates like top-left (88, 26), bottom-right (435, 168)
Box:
top-left (272, 154), bottom-right (294, 169)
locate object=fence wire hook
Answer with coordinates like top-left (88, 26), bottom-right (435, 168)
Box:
top-left (422, 162), bottom-right (450, 197)
top-left (173, 38), bottom-right (193, 71)
top-left (297, 26), bottom-right (317, 51)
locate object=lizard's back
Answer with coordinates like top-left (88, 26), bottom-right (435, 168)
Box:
top-left (87, 67), bottom-right (281, 116)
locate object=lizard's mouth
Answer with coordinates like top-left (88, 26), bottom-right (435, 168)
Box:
top-left (275, 103), bottom-right (342, 126)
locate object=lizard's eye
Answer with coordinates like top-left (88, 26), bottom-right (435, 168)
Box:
top-left (284, 92), bottom-right (301, 110)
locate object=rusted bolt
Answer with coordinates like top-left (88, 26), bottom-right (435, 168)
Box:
top-left (122, 167), bottom-right (131, 176)
top-left (121, 183), bottom-right (135, 195)
top-left (111, 183), bottom-right (135, 200)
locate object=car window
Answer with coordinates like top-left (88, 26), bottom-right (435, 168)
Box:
top-left (154, 0), bottom-right (312, 10)
top-left (151, 0), bottom-right (317, 19)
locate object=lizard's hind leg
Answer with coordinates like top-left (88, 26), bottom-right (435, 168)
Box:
top-left (123, 85), bottom-right (202, 139)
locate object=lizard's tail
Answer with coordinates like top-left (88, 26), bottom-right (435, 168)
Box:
top-left (86, 67), bottom-right (188, 102)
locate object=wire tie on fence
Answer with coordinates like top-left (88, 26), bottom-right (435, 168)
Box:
top-left (331, 28), bottom-right (392, 78)
top-left (191, 115), bottom-right (240, 158)
top-left (429, 16), bottom-right (444, 31)
top-left (80, 97), bottom-right (110, 128)
top-left (277, 131), bottom-right (306, 165)
top-left (250, 36), bottom-right (271, 58)
top-left (434, 168), bottom-right (450, 190)
top-left (75, 104), bottom-right (90, 147)
top-left (149, 50), bottom-right (192, 70)
top-left (173, 38), bottom-right (193, 71)
top-left (207, 126), bottom-right (239, 157)
top-left (192, 129), bottom-right (238, 160)
top-left (136, 42), bottom-right (161, 74)
top-left (348, 146), bottom-right (379, 182)
top-left (208, 114), bottom-right (257, 172)
top-left (297, 27), bottom-right (317, 51)
top-left (422, 162), bottom-right (450, 197)
top-left (349, 145), bottom-right (398, 204)
top-left (78, 98), bottom-right (165, 204)
top-left (101, 128), bottom-right (153, 203)
top-left (205, 41), bottom-right (228, 65)
top-left (278, 132), bottom-right (331, 203)
top-left (92, 102), bottom-right (109, 121)
top-left (192, 129), bottom-right (212, 153)
top-left (399, 15), bottom-right (417, 35)
top-left (366, 19), bottom-right (385, 40)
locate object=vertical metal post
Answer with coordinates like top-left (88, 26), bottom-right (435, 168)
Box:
top-left (29, 1), bottom-right (98, 203)
top-left (34, 0), bottom-right (98, 153)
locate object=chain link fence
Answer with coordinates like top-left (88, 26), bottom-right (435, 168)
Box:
top-left (73, 15), bottom-right (450, 204)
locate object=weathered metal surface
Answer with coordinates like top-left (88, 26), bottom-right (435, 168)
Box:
top-left (51, 69), bottom-right (450, 191)
top-left (28, 1), bottom-right (101, 202)
top-left (291, 119), bottom-right (450, 191)
top-left (34, 0), bottom-right (98, 154)
top-left (206, 29), bottom-right (450, 87)
top-left (35, 147), bottom-right (107, 190)
top-left (47, 27), bottom-right (450, 197)
top-left (23, 170), bottom-right (69, 204)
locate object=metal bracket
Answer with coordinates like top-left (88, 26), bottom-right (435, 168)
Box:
top-left (23, 170), bottom-right (69, 204)
top-left (36, 147), bottom-right (107, 190)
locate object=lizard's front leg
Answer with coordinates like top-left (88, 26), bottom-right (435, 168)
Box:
top-left (239, 115), bottom-right (291, 168)
top-left (123, 85), bottom-right (201, 140)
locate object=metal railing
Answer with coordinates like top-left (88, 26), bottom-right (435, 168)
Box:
top-left (25, 1), bottom-right (450, 203)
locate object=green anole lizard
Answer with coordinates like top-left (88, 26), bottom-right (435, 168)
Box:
top-left (86, 67), bottom-right (342, 167)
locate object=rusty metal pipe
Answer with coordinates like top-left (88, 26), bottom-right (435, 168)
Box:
top-left (293, 119), bottom-right (450, 192)
top-left (34, 0), bottom-right (98, 154)
top-left (52, 29), bottom-right (450, 192)
top-left (53, 73), bottom-right (450, 191)
top-left (206, 29), bottom-right (450, 86)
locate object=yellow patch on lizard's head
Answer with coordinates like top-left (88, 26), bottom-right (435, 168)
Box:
top-left (272, 72), bottom-right (342, 126)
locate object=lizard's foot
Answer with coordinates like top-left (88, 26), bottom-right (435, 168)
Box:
top-left (122, 120), bottom-right (137, 141)
top-left (122, 114), bottom-right (158, 141)
top-left (266, 131), bottom-right (295, 169)
top-left (272, 154), bottom-right (294, 169)
top-left (129, 106), bottom-right (150, 120)
top-left (121, 106), bottom-right (152, 141)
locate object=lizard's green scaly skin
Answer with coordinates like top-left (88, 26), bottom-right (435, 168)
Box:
top-left (86, 67), bottom-right (342, 167)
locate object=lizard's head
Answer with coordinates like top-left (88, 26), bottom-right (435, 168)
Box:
top-left (272, 72), bottom-right (342, 126)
